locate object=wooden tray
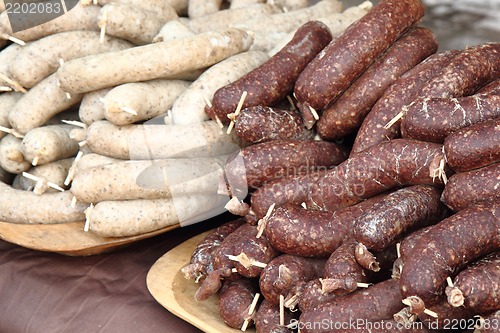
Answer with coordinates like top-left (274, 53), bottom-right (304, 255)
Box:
top-left (147, 231), bottom-right (256, 333)
top-left (0, 220), bottom-right (179, 256)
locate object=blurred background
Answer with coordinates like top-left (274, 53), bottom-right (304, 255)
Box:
top-left (343, 0), bottom-right (500, 50)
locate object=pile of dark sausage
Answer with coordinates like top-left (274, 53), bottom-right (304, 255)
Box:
top-left (182, 0), bottom-right (500, 331)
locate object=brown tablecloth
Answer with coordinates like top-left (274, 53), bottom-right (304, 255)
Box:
top-left (0, 213), bottom-right (232, 333)
top-left (1, 1), bottom-right (498, 333)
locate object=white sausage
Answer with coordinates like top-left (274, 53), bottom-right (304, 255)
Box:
top-left (0, 134), bottom-right (31, 174)
top-left (85, 120), bottom-right (241, 159)
top-left (87, 193), bottom-right (228, 237)
top-left (79, 88), bottom-right (112, 126)
top-left (171, 51), bottom-right (269, 125)
top-left (18, 158), bottom-right (74, 194)
top-left (20, 125), bottom-right (79, 166)
top-left (0, 3), bottom-right (100, 42)
top-left (103, 79), bottom-right (190, 126)
top-left (0, 92), bottom-right (23, 140)
top-left (188, 0), bottom-right (223, 18)
top-left (152, 20), bottom-right (195, 43)
top-left (9, 73), bottom-right (84, 135)
top-left (9, 31), bottom-right (133, 88)
top-left (56, 28), bottom-right (253, 93)
top-left (187, 3), bottom-right (281, 33)
top-left (0, 43), bottom-right (27, 92)
top-left (0, 182), bottom-right (88, 224)
top-left (98, 2), bottom-right (178, 45)
top-left (94, 0), bottom-right (188, 16)
top-left (71, 156), bottom-right (226, 202)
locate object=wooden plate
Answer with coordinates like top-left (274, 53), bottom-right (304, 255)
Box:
top-left (0, 220), bottom-right (179, 256)
top-left (147, 231), bottom-right (256, 333)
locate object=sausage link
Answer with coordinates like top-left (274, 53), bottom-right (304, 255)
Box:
top-left (294, 0), bottom-right (425, 113)
top-left (321, 239), bottom-right (371, 294)
top-left (0, 182), bottom-right (88, 224)
top-left (249, 170), bottom-right (326, 220)
top-left (417, 42), bottom-right (500, 99)
top-left (265, 195), bottom-right (387, 257)
top-left (255, 298), bottom-right (297, 333)
top-left (477, 77), bottom-right (500, 94)
top-left (445, 252), bottom-right (500, 314)
top-left (234, 106), bottom-right (314, 144)
top-left (299, 279), bottom-right (404, 333)
top-left (400, 93), bottom-right (500, 143)
top-left (353, 185), bottom-right (446, 251)
top-left (441, 163), bottom-right (500, 212)
top-left (181, 219), bottom-right (244, 281)
top-left (218, 278), bottom-right (259, 329)
top-left (212, 223), bottom-right (279, 278)
top-left (292, 278), bottom-right (338, 312)
top-left (352, 50), bottom-right (460, 154)
top-left (20, 125), bottom-right (79, 166)
top-left (317, 27), bottom-right (438, 140)
top-left (224, 140), bottom-right (347, 194)
top-left (399, 203), bottom-right (500, 313)
top-left (196, 223), bottom-right (279, 301)
top-left (306, 139), bottom-right (447, 211)
top-left (0, 134), bottom-right (31, 174)
top-left (259, 254), bottom-right (326, 304)
top-left (206, 20), bottom-right (332, 124)
top-left (443, 117), bottom-right (500, 173)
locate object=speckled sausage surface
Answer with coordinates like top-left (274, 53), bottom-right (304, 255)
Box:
top-left (441, 163), bottom-right (500, 212)
top-left (292, 278), bottom-right (337, 312)
top-left (224, 140), bottom-right (347, 192)
top-left (181, 219), bottom-right (244, 282)
top-left (212, 223), bottom-right (280, 278)
top-left (399, 225), bottom-right (436, 261)
top-left (265, 195), bottom-right (386, 257)
top-left (249, 170), bottom-right (326, 220)
top-left (400, 93), bottom-right (500, 143)
top-left (259, 254), bottom-right (326, 304)
top-left (443, 117), bottom-right (500, 173)
top-left (218, 278), bottom-right (258, 329)
top-left (299, 279), bottom-right (404, 333)
top-left (417, 42), bottom-right (500, 99)
top-left (306, 139), bottom-right (446, 212)
top-left (445, 252), bottom-right (500, 314)
top-left (352, 50), bottom-right (459, 154)
top-left (205, 20), bottom-right (332, 124)
top-left (353, 185), bottom-right (446, 251)
top-left (316, 27), bottom-right (438, 140)
top-left (255, 299), bottom-right (297, 333)
top-left (477, 78), bottom-right (500, 94)
top-left (321, 239), bottom-right (371, 294)
top-left (293, 0), bottom-right (425, 113)
top-left (0, 182), bottom-right (88, 224)
top-left (196, 223), bottom-right (279, 301)
top-left (234, 106), bottom-right (314, 144)
top-left (399, 203), bottom-right (500, 312)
